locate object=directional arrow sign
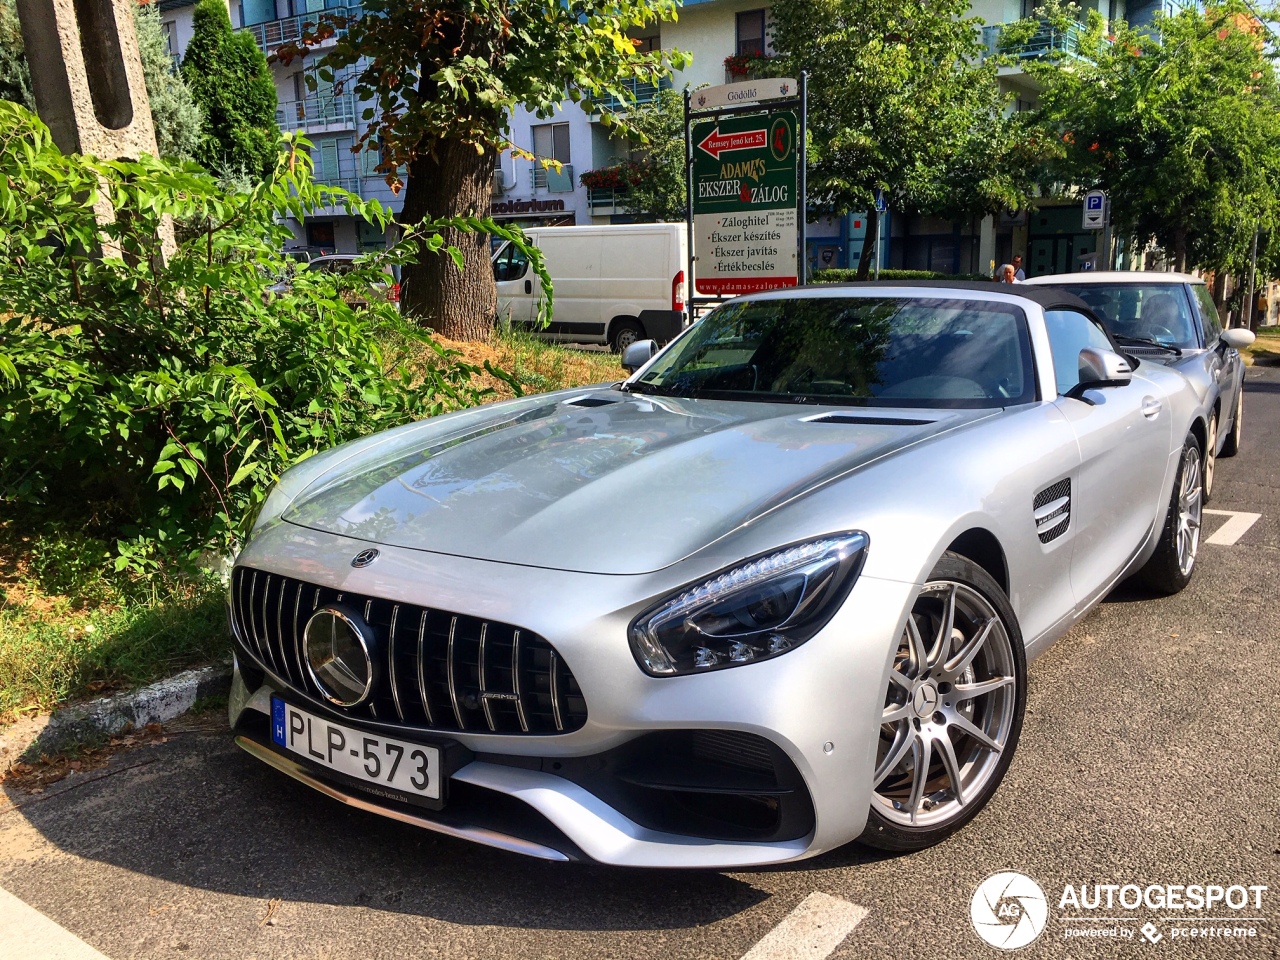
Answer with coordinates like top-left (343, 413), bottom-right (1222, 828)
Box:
top-left (697, 125), bottom-right (768, 160)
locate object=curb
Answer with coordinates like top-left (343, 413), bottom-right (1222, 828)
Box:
top-left (8, 665), bottom-right (232, 761)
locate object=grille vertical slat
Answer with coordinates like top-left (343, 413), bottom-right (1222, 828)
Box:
top-left (274, 580), bottom-right (292, 684)
top-left (416, 610), bottom-right (435, 725)
top-left (549, 650), bottom-right (564, 732)
top-left (446, 615), bottom-right (465, 730)
top-left (511, 629), bottom-right (530, 733)
top-left (388, 604), bottom-right (405, 721)
top-left (231, 567), bottom-right (586, 735)
top-left (478, 622), bottom-right (496, 732)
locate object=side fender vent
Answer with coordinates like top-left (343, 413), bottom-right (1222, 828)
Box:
top-left (1033, 478), bottom-right (1071, 543)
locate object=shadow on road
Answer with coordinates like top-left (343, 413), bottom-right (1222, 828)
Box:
top-left (2, 734), bottom-right (769, 929)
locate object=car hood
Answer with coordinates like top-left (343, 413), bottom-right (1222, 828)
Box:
top-left (282, 391), bottom-right (991, 574)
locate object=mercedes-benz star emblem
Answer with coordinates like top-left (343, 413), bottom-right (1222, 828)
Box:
top-left (351, 548), bottom-right (380, 568)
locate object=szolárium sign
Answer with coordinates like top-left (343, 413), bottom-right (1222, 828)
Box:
top-left (685, 75), bottom-right (807, 300)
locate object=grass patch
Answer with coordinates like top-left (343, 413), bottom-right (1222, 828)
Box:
top-left (0, 528), bottom-right (229, 722)
top-left (417, 328), bottom-right (625, 401)
top-left (1241, 326), bottom-right (1280, 365)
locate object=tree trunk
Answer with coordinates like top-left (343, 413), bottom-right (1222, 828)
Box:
top-left (398, 139), bottom-right (497, 341)
top-left (1173, 228), bottom-right (1188, 274)
top-left (856, 207), bottom-right (879, 281)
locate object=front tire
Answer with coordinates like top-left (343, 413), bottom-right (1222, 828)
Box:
top-left (1136, 433), bottom-right (1203, 595)
top-left (860, 553), bottom-right (1026, 852)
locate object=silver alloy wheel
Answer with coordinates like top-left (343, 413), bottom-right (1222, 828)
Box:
top-left (1204, 414), bottom-right (1217, 498)
top-left (1176, 444), bottom-right (1203, 577)
top-left (872, 581), bottom-right (1017, 828)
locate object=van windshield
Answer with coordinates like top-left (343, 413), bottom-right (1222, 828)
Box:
top-left (632, 297), bottom-right (1035, 408)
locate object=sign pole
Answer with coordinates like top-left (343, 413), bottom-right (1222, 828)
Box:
top-left (684, 88), bottom-right (695, 321)
top-left (798, 70), bottom-right (808, 286)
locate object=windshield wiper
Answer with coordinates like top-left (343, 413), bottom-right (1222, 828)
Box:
top-left (1114, 335), bottom-right (1182, 356)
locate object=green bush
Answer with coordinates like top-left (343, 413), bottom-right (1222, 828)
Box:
top-left (181, 0), bottom-right (278, 180)
top-left (812, 268), bottom-right (995, 283)
top-left (0, 103), bottom-right (543, 582)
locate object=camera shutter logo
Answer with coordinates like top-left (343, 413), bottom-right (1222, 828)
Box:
top-left (971, 872), bottom-right (1048, 950)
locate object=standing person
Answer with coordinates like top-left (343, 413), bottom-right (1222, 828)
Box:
top-left (1012, 255), bottom-right (1026, 281)
top-left (996, 264), bottom-right (1018, 283)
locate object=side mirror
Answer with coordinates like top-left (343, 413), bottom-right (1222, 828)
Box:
top-left (621, 339), bottom-right (658, 374)
top-left (1066, 347), bottom-right (1132, 401)
top-left (1221, 328), bottom-right (1256, 350)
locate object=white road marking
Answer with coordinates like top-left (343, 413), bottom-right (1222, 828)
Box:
top-left (0, 886), bottom-right (110, 960)
top-left (1203, 509), bottom-right (1262, 546)
top-left (740, 892), bottom-right (869, 960)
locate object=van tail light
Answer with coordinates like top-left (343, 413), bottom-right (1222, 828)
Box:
top-left (672, 270), bottom-right (686, 313)
top-left (390, 282), bottom-right (401, 302)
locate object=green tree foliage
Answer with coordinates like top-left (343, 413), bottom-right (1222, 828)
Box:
top-left (0, 0), bottom-right (32, 109)
top-left (616, 88), bottom-right (687, 222)
top-left (135, 2), bottom-right (202, 161)
top-left (1022, 1), bottom-right (1280, 273)
top-left (0, 102), bottom-right (548, 577)
top-left (279, 0), bottom-right (689, 339)
top-left (181, 0), bottom-right (278, 180)
top-left (769, 0), bottom-right (1046, 278)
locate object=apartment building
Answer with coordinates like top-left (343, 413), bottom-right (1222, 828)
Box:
top-left (157, 0), bottom-right (1181, 274)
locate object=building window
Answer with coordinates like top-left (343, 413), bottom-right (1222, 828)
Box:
top-left (306, 221), bottom-right (336, 251)
top-left (161, 20), bottom-right (177, 55)
top-left (736, 10), bottom-right (766, 56)
top-left (632, 35), bottom-right (660, 53)
top-left (532, 122), bottom-right (571, 188)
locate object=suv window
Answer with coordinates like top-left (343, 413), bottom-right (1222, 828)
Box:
top-left (1192, 284), bottom-right (1222, 340)
top-left (1044, 309), bottom-right (1114, 396)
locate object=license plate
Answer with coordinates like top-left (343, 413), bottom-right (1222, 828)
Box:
top-left (271, 697), bottom-right (442, 802)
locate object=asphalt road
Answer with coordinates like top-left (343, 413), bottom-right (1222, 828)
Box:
top-left (3, 368), bottom-right (1279, 960)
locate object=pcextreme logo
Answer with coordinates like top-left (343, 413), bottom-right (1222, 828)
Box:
top-left (971, 872), bottom-right (1049, 950)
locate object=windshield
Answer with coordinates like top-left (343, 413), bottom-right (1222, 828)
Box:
top-left (633, 297), bottom-right (1036, 408)
top-left (1054, 284), bottom-right (1198, 350)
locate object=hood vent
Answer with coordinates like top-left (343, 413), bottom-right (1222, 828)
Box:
top-left (1034, 478), bottom-right (1071, 543)
top-left (807, 413), bottom-right (935, 427)
top-left (564, 395), bottom-right (619, 408)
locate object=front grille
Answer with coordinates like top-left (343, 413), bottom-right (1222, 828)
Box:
top-left (230, 566), bottom-right (587, 735)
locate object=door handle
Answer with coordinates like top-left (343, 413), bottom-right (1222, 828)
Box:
top-left (1141, 396), bottom-right (1162, 420)
top-left (524, 279), bottom-right (532, 294)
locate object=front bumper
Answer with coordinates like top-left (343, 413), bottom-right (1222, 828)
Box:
top-left (228, 524), bottom-right (914, 868)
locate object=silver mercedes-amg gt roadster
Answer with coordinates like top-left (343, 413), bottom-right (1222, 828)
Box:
top-left (228, 282), bottom-right (1210, 867)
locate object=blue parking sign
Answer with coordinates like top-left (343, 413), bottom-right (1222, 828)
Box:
top-left (1087, 194), bottom-right (1104, 210)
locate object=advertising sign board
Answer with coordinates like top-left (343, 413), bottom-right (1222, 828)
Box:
top-left (691, 110), bottom-right (799, 296)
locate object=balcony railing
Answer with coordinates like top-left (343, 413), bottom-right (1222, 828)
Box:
top-left (587, 187), bottom-right (630, 213)
top-left (981, 19), bottom-right (1091, 61)
top-left (596, 76), bottom-right (673, 113)
top-left (276, 93), bottom-right (357, 132)
top-left (314, 175), bottom-right (364, 196)
top-left (237, 6), bottom-right (362, 54)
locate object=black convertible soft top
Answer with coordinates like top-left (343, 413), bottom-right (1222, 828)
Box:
top-left (820, 279), bottom-right (1098, 316)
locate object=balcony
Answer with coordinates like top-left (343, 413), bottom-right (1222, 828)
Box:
top-left (724, 52), bottom-right (780, 84)
top-left (981, 19), bottom-right (1091, 61)
top-left (595, 76), bottom-right (673, 114)
top-left (237, 6), bottom-right (362, 55)
top-left (276, 92), bottom-right (358, 133)
top-left (587, 187), bottom-right (630, 215)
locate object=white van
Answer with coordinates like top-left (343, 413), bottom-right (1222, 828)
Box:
top-left (492, 223), bottom-right (689, 352)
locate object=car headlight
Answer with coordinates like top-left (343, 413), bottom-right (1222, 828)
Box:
top-left (629, 532), bottom-right (869, 677)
